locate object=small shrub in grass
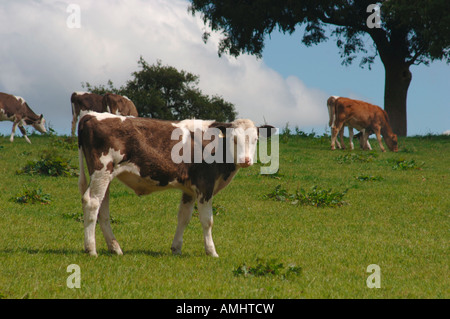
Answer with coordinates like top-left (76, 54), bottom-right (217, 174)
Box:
top-left (233, 258), bottom-right (302, 279)
top-left (263, 185), bottom-right (294, 202)
top-left (355, 175), bottom-right (384, 182)
top-left (10, 188), bottom-right (51, 205)
top-left (264, 184), bottom-right (348, 208)
top-left (391, 158), bottom-right (424, 170)
top-left (50, 136), bottom-right (78, 151)
top-left (16, 151), bottom-right (78, 177)
top-left (280, 123), bottom-right (291, 143)
top-left (294, 126), bottom-right (316, 138)
top-left (295, 186), bottom-right (348, 208)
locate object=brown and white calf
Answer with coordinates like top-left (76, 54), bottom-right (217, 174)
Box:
top-left (327, 96), bottom-right (372, 150)
top-left (102, 93), bottom-right (138, 117)
top-left (328, 96), bottom-right (398, 152)
top-left (0, 92), bottom-right (46, 143)
top-left (78, 111), bottom-right (273, 257)
top-left (71, 92), bottom-right (104, 136)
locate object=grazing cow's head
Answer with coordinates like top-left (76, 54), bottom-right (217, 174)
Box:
top-left (385, 133), bottom-right (398, 152)
top-left (29, 114), bottom-right (47, 134)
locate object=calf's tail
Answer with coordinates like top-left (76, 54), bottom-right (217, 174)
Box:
top-left (327, 96), bottom-right (337, 127)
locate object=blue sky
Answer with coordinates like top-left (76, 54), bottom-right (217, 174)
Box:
top-left (0, 0), bottom-right (448, 138)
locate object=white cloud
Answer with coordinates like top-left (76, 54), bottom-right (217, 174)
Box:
top-left (0, 0), bottom-right (329, 135)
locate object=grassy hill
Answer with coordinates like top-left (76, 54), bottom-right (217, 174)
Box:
top-left (0, 132), bottom-right (448, 298)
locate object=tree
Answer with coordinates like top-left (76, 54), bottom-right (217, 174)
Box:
top-left (83, 57), bottom-right (237, 122)
top-left (189, 0), bottom-right (450, 136)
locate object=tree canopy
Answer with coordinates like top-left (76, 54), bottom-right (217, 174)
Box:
top-left (189, 0), bottom-right (450, 136)
top-left (83, 57), bottom-right (237, 122)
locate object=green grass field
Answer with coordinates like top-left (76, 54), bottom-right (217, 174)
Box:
top-left (0, 132), bottom-right (448, 299)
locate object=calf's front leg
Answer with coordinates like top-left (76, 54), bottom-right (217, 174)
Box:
top-left (18, 125), bottom-right (31, 144)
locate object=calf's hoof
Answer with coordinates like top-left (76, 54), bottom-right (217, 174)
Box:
top-left (85, 249), bottom-right (98, 257)
top-left (108, 241), bottom-right (123, 255)
top-left (171, 246), bottom-right (182, 256)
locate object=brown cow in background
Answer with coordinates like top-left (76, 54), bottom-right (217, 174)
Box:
top-left (328, 96), bottom-right (398, 152)
top-left (102, 93), bottom-right (138, 117)
top-left (327, 96), bottom-right (372, 150)
top-left (71, 92), bottom-right (103, 137)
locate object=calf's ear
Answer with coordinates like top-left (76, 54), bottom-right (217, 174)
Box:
top-left (258, 125), bottom-right (275, 138)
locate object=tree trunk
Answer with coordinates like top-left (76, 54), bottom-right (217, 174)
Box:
top-left (383, 60), bottom-right (412, 136)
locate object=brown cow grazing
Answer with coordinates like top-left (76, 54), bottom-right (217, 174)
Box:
top-left (329, 96), bottom-right (398, 152)
top-left (327, 96), bottom-right (372, 150)
top-left (78, 111), bottom-right (274, 257)
top-left (0, 92), bottom-right (47, 144)
top-left (71, 92), bottom-right (104, 137)
top-left (102, 93), bottom-right (138, 117)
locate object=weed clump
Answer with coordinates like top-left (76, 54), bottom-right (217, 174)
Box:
top-left (16, 150), bottom-right (78, 177)
top-left (10, 188), bottom-right (51, 205)
top-left (233, 258), bottom-right (302, 279)
top-left (335, 151), bottom-right (378, 164)
top-left (264, 184), bottom-right (348, 208)
top-left (391, 158), bottom-right (424, 170)
top-left (355, 175), bottom-right (384, 182)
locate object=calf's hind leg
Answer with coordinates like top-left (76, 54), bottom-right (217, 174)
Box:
top-left (331, 123), bottom-right (344, 150)
top-left (171, 194), bottom-right (195, 255)
top-left (98, 186), bottom-right (123, 255)
top-left (82, 174), bottom-right (111, 256)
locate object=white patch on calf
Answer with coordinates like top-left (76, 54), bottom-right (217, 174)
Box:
top-left (97, 148), bottom-right (183, 196)
top-left (80, 110), bottom-right (128, 122)
top-left (94, 112), bottom-right (128, 122)
top-left (99, 148), bottom-right (125, 171)
top-left (0, 109), bottom-right (15, 121)
top-left (172, 119), bottom-right (215, 133)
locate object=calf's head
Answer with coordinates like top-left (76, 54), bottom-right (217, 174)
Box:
top-left (385, 133), bottom-right (398, 152)
top-left (30, 114), bottom-right (47, 134)
top-left (219, 120), bottom-right (274, 168)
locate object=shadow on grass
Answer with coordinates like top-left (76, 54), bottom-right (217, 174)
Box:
top-left (0, 247), bottom-right (177, 258)
top-left (0, 248), bottom-right (82, 255)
